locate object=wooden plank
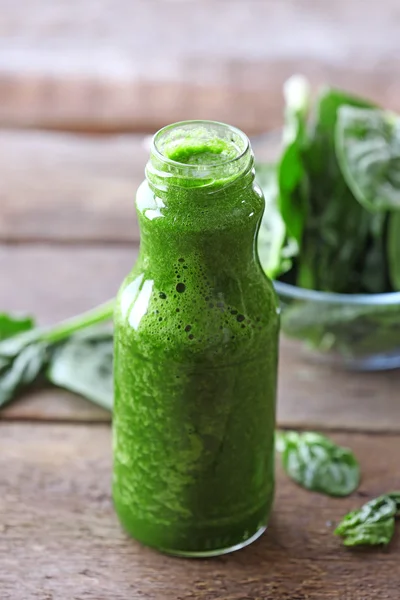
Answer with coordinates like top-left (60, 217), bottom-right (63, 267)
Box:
top-left (0, 423), bottom-right (399, 599)
top-left (1, 389), bottom-right (110, 422)
top-left (1, 0), bottom-right (400, 133)
top-left (278, 339), bottom-right (400, 433)
top-left (1, 245), bottom-right (400, 431)
top-left (0, 245), bottom-right (136, 323)
top-left (0, 130), bottom-right (145, 243)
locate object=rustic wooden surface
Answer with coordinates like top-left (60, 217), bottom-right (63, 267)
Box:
top-left (0, 131), bottom-right (145, 243)
top-left (1, 0), bottom-right (400, 134)
top-left (2, 2), bottom-right (400, 596)
top-left (1, 133), bottom-right (400, 599)
top-left (1, 424), bottom-right (399, 600)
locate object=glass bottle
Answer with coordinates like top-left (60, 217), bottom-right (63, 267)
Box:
top-left (113, 120), bottom-right (279, 556)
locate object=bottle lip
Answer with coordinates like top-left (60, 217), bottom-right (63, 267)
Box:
top-left (151, 120), bottom-right (250, 170)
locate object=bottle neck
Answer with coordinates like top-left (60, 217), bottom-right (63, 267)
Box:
top-left (136, 120), bottom-right (263, 271)
top-left (136, 178), bottom-right (264, 274)
top-left (145, 120), bottom-right (254, 199)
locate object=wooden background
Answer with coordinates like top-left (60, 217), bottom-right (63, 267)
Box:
top-left (2, 0), bottom-right (400, 135)
top-left (1, 1), bottom-right (400, 598)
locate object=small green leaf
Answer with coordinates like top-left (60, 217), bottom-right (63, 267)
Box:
top-left (340, 518), bottom-right (395, 547)
top-left (335, 494), bottom-right (398, 547)
top-left (336, 106), bottom-right (400, 212)
top-left (0, 313), bottom-right (35, 341)
top-left (48, 328), bottom-right (113, 411)
top-left (276, 431), bottom-right (360, 497)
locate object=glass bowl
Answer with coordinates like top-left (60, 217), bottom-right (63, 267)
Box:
top-left (250, 132), bottom-right (400, 371)
top-left (274, 281), bottom-right (400, 371)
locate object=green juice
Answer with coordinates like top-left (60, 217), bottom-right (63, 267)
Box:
top-left (113, 121), bottom-right (279, 556)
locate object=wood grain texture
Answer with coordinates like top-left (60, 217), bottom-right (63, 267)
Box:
top-left (0, 244), bottom-right (136, 323)
top-left (0, 423), bottom-right (399, 599)
top-left (1, 245), bottom-right (400, 431)
top-left (1, 0), bottom-right (400, 133)
top-left (0, 130), bottom-right (146, 243)
top-left (1, 388), bottom-right (110, 422)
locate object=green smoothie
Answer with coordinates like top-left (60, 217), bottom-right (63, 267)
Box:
top-left (113, 121), bottom-right (279, 556)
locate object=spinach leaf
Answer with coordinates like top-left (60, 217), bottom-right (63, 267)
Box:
top-left (335, 494), bottom-right (398, 547)
top-left (387, 210), bottom-right (400, 291)
top-left (337, 518), bottom-right (395, 547)
top-left (0, 313), bottom-right (35, 341)
top-left (257, 163), bottom-right (297, 279)
top-left (48, 327), bottom-right (113, 411)
top-left (0, 301), bottom-right (114, 410)
top-left (336, 106), bottom-right (400, 212)
top-left (0, 339), bottom-right (49, 407)
top-left (298, 87), bottom-right (373, 293)
top-left (276, 430), bottom-right (360, 497)
top-left (312, 87), bottom-right (374, 137)
top-left (277, 75), bottom-right (310, 245)
top-left (359, 212), bottom-right (390, 294)
top-left (388, 491), bottom-right (400, 516)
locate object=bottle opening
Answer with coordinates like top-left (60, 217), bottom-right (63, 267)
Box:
top-left (153, 121), bottom-right (249, 168)
top-left (147, 120), bottom-right (253, 191)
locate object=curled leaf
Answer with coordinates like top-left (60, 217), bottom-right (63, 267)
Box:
top-left (335, 494), bottom-right (398, 547)
top-left (336, 106), bottom-right (400, 212)
top-left (276, 431), bottom-right (360, 497)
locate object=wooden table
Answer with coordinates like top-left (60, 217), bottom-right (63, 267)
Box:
top-left (1, 2), bottom-right (400, 598)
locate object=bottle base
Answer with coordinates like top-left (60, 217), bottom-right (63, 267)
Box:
top-left (155, 525), bottom-right (267, 558)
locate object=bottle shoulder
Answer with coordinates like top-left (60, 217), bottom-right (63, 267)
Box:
top-left (115, 266), bottom-right (279, 362)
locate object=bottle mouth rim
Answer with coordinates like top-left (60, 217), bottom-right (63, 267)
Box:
top-left (151, 120), bottom-right (250, 170)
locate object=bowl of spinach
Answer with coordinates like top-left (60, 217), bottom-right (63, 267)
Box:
top-left (255, 76), bottom-right (400, 370)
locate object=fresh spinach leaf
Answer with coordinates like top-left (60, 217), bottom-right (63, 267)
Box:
top-left (336, 106), bottom-right (400, 212)
top-left (387, 210), bottom-right (400, 291)
top-left (276, 430), bottom-right (360, 497)
top-left (335, 494), bottom-right (398, 547)
top-left (0, 301), bottom-right (114, 410)
top-left (277, 75), bottom-right (310, 245)
top-left (312, 87), bottom-right (374, 138)
top-left (0, 340), bottom-right (49, 407)
top-left (257, 163), bottom-right (297, 279)
top-left (337, 517), bottom-right (395, 547)
top-left (0, 313), bottom-right (35, 341)
top-left (359, 212), bottom-right (390, 294)
top-left (298, 87), bottom-right (373, 293)
top-left (48, 327), bottom-right (113, 411)
top-left (388, 491), bottom-right (400, 516)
